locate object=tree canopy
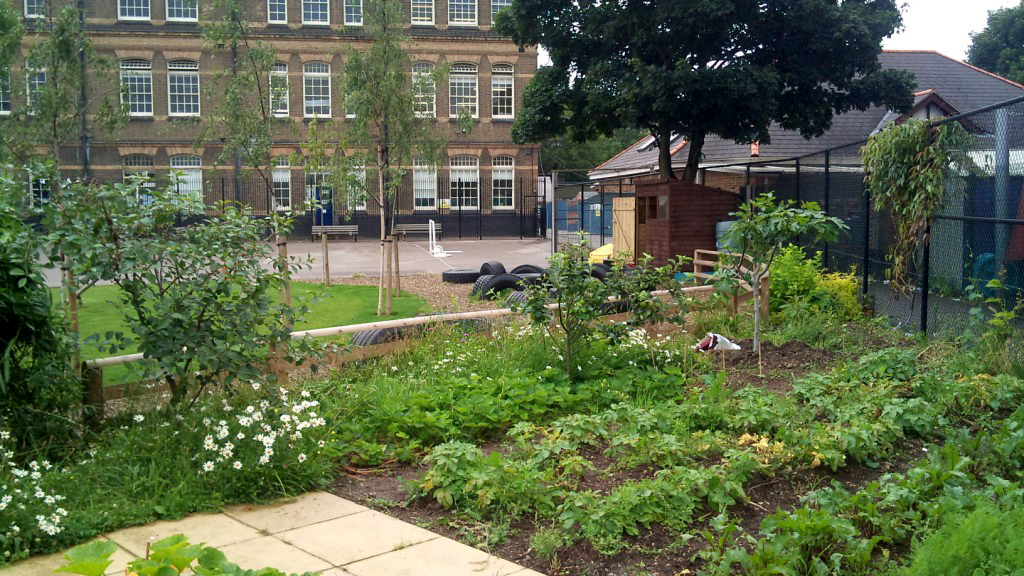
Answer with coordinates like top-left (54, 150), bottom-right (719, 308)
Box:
top-left (496, 0), bottom-right (915, 182)
top-left (968, 1), bottom-right (1024, 86)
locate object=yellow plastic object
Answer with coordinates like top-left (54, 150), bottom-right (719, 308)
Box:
top-left (589, 243), bottom-right (614, 264)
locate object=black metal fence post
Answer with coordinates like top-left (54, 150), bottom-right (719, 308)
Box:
top-left (823, 151), bottom-right (831, 269)
top-left (921, 222), bottom-right (931, 334)
top-left (579, 184), bottom-right (585, 243)
top-left (863, 187), bottom-right (871, 296)
top-left (457, 179), bottom-right (463, 239)
top-left (600, 186), bottom-right (606, 246)
top-left (478, 193), bottom-right (483, 240)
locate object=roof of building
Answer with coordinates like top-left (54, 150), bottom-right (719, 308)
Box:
top-left (591, 51), bottom-right (1024, 179)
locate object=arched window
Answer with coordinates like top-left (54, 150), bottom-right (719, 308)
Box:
top-left (303, 61), bottom-right (331, 118)
top-left (412, 62), bottom-right (435, 118)
top-left (491, 63), bottom-right (513, 119)
top-left (491, 156), bottom-right (513, 209)
top-left (449, 155), bottom-right (479, 209)
top-left (167, 60), bottom-right (200, 116)
top-left (273, 156), bottom-right (292, 211)
top-left (123, 154), bottom-right (156, 202)
top-left (120, 59), bottom-right (153, 117)
top-left (449, 63), bottom-right (477, 119)
top-left (270, 62), bottom-right (289, 117)
top-left (169, 154), bottom-right (203, 200)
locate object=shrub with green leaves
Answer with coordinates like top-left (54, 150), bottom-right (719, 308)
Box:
top-left (44, 178), bottom-right (318, 405)
top-left (0, 172), bottom-right (80, 452)
top-left (905, 502), bottom-right (1024, 576)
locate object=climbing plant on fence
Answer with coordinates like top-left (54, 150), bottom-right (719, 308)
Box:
top-left (861, 118), bottom-right (975, 294)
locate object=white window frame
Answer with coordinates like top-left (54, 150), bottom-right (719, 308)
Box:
top-left (118, 0), bottom-right (151, 21)
top-left (449, 155), bottom-right (479, 210)
top-left (491, 155), bottom-right (514, 210)
top-left (302, 0), bottom-right (330, 25)
top-left (169, 154), bottom-right (203, 201)
top-left (303, 61), bottom-right (332, 118)
top-left (166, 0), bottom-right (198, 22)
top-left (167, 60), bottom-right (200, 117)
top-left (123, 154), bottom-right (156, 203)
top-left (270, 62), bottom-right (290, 118)
top-left (344, 0), bottom-right (362, 25)
top-left (25, 67), bottom-right (45, 114)
top-left (491, 63), bottom-right (514, 119)
top-left (28, 173), bottom-right (50, 206)
top-left (449, 63), bottom-right (478, 119)
top-left (448, 0), bottom-right (476, 25)
top-left (412, 62), bottom-right (435, 118)
top-left (0, 70), bottom-right (11, 116)
top-left (410, 0), bottom-right (433, 25)
top-left (120, 59), bottom-right (153, 117)
top-left (272, 157), bottom-right (292, 212)
top-left (267, 0), bottom-right (287, 23)
top-left (490, 0), bottom-right (510, 20)
top-left (347, 166), bottom-right (367, 211)
top-left (305, 170), bottom-right (332, 210)
top-left (413, 158), bottom-right (437, 210)
top-left (24, 0), bottom-right (43, 18)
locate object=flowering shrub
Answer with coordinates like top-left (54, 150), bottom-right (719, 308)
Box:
top-left (194, 384), bottom-right (330, 494)
top-left (0, 430), bottom-right (69, 563)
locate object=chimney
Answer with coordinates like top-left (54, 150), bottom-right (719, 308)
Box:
top-left (750, 141), bottom-right (761, 158)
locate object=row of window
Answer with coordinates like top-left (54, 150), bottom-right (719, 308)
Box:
top-left (29, 154), bottom-right (517, 211)
top-left (115, 60), bottom-right (513, 120)
top-left (23, 0), bottom-right (512, 27)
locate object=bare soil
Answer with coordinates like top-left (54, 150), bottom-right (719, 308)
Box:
top-left (330, 340), bottom-right (921, 576)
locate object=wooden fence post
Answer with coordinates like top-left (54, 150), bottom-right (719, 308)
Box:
top-left (82, 364), bottom-right (105, 427)
top-left (321, 233), bottom-right (331, 287)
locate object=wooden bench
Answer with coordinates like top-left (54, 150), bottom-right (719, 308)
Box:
top-left (394, 223), bottom-right (440, 239)
top-left (311, 225), bottom-right (359, 241)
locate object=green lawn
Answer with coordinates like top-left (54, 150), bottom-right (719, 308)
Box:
top-left (52, 282), bottom-right (426, 382)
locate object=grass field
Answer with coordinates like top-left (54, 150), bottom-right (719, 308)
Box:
top-left (52, 281), bottom-right (426, 382)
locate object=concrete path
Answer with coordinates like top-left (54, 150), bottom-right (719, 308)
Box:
top-left (43, 238), bottom-right (552, 287)
top-left (2, 491), bottom-right (544, 576)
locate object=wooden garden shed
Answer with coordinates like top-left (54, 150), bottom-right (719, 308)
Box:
top-left (626, 181), bottom-right (739, 266)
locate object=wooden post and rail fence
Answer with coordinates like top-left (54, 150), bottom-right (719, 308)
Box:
top-left (80, 250), bottom-right (768, 418)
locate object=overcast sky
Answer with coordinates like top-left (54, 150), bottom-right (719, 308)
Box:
top-left (883, 0), bottom-right (1019, 59)
top-left (537, 1), bottom-right (1019, 66)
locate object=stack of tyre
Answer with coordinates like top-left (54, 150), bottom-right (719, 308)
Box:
top-left (442, 261), bottom-right (548, 301)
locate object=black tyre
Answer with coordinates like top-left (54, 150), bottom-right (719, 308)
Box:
top-left (505, 290), bottom-right (529, 306)
top-left (599, 300), bottom-right (630, 315)
top-left (590, 263), bottom-right (610, 281)
top-left (477, 273), bottom-right (525, 300)
top-left (471, 274), bottom-right (495, 296)
top-left (515, 273), bottom-right (543, 286)
top-left (510, 264), bottom-right (545, 275)
top-left (480, 261), bottom-right (507, 275)
top-left (441, 268), bottom-right (481, 284)
top-left (351, 327), bottom-right (402, 347)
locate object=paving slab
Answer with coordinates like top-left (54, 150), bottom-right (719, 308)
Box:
top-left (0, 537), bottom-right (135, 576)
top-left (223, 491), bottom-right (367, 534)
top-left (104, 512), bottom-right (262, 557)
top-left (343, 536), bottom-right (527, 576)
top-left (218, 535), bottom-right (333, 574)
top-left (279, 509), bottom-right (437, 566)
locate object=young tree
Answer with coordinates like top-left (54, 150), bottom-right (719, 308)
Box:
top-left (339, 0), bottom-right (449, 315)
top-left (719, 193), bottom-right (847, 355)
top-left (968, 2), bottom-right (1024, 85)
top-left (496, 1), bottom-right (914, 182)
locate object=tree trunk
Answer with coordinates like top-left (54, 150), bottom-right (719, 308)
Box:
top-left (683, 131), bottom-right (706, 184)
top-left (656, 127), bottom-right (678, 182)
top-left (752, 270), bottom-right (762, 354)
top-left (386, 237), bottom-right (394, 315)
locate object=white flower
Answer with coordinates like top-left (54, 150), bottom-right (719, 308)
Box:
top-left (251, 381), bottom-right (261, 391)
top-left (202, 461), bottom-right (215, 472)
top-left (258, 455), bottom-right (270, 465)
top-left (297, 453), bottom-right (307, 463)
top-left (232, 461), bottom-right (242, 470)
top-left (236, 432), bottom-right (246, 440)
top-left (133, 414), bottom-right (145, 423)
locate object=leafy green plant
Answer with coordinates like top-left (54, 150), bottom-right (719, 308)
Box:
top-left (56, 534), bottom-right (319, 576)
top-left (862, 119), bottom-right (975, 294)
top-left (517, 235), bottom-right (612, 380)
top-left (905, 502), bottom-right (1024, 576)
top-left (718, 193), bottom-right (847, 353)
top-left (45, 179), bottom-right (319, 405)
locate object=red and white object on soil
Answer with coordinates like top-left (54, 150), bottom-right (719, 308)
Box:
top-left (693, 333), bottom-right (742, 352)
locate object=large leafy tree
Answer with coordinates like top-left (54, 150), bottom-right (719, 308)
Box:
top-left (968, 2), bottom-right (1024, 86)
top-left (497, 0), bottom-right (915, 182)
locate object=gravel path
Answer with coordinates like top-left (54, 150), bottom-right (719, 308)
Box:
top-left (333, 274), bottom-right (499, 313)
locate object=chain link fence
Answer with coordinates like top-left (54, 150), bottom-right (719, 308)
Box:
top-left (715, 96), bottom-right (1024, 334)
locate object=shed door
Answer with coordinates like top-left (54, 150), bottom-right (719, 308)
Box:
top-left (612, 197), bottom-right (637, 261)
